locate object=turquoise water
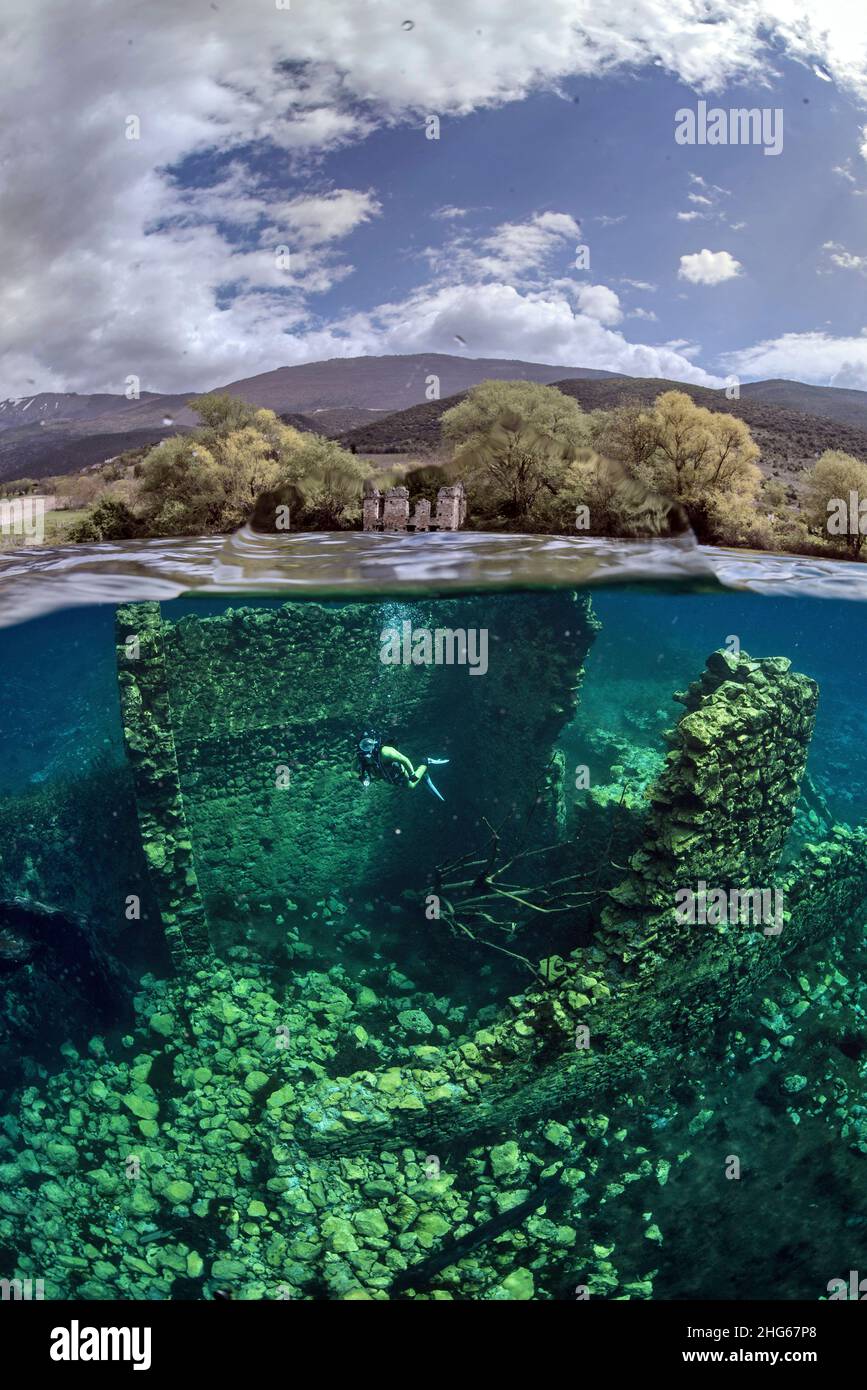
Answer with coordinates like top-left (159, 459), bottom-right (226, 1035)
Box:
top-left (1, 534), bottom-right (866, 1301)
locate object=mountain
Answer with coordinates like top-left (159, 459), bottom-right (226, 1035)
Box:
top-left (216, 354), bottom-right (615, 414)
top-left (0, 355), bottom-right (617, 482)
top-left (0, 424), bottom-right (188, 482)
top-left (338, 374), bottom-right (867, 491)
top-left (740, 379), bottom-right (867, 430)
top-left (3, 355), bottom-right (867, 485)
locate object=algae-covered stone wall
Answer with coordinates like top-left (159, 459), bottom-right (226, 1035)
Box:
top-left (117, 593), bottom-right (598, 957)
top-left (116, 604), bottom-right (211, 972)
top-left (271, 649), bottom-right (867, 1156)
top-left (600, 648), bottom-right (817, 970)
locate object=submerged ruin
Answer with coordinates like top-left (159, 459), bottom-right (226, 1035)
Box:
top-left (3, 588), bottom-right (867, 1301)
top-left (111, 601), bottom-right (867, 1156)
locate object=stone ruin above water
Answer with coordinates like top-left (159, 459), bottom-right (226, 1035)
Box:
top-left (363, 482), bottom-right (467, 533)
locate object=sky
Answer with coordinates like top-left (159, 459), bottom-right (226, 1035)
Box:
top-left (2, 0), bottom-right (867, 399)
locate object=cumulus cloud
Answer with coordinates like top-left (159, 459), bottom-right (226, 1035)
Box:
top-left (678, 249), bottom-right (743, 285)
top-left (823, 242), bottom-right (867, 273)
top-left (472, 213), bottom-right (582, 281)
top-left (571, 284), bottom-right (623, 325)
top-left (721, 332), bottom-right (867, 389)
top-left (2, 0), bottom-right (866, 394)
top-left (350, 280), bottom-right (722, 384)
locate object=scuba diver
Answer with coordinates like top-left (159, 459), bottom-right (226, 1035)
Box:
top-left (356, 733), bottom-right (449, 802)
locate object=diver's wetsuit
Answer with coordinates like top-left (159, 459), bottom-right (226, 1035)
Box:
top-left (359, 744), bottom-right (428, 789)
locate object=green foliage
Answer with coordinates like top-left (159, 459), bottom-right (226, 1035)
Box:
top-left (441, 380), bottom-right (592, 524)
top-left (803, 449), bottom-right (867, 557)
top-left (136, 436), bottom-right (226, 535)
top-left (404, 463), bottom-right (450, 506)
top-left (549, 448), bottom-right (689, 538)
top-left (133, 406), bottom-right (316, 535)
top-left (588, 391), bottom-right (761, 543)
top-left (295, 435), bottom-right (370, 528)
top-left (67, 497), bottom-right (143, 542)
top-left (0, 477), bottom-right (40, 496)
top-left (188, 391), bottom-right (258, 436)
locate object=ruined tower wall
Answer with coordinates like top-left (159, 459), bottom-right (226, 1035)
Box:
top-left (116, 594), bottom-right (598, 955)
top-left (269, 649), bottom-right (866, 1158)
top-left (600, 649), bottom-right (818, 969)
top-left (116, 604), bottom-right (211, 971)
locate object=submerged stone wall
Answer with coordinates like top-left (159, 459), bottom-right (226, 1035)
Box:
top-left (116, 604), bottom-right (211, 972)
top-left (600, 649), bottom-right (817, 970)
top-left (116, 593), bottom-right (598, 959)
top-left (272, 648), bottom-right (867, 1156)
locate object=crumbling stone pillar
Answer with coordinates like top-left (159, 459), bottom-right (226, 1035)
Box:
top-left (115, 603), bottom-right (211, 972)
top-left (435, 483), bottom-right (466, 530)
top-left (382, 486), bottom-right (410, 530)
top-left (600, 649), bottom-right (817, 970)
top-left (362, 489), bottom-right (383, 532)
top-left (410, 498), bottom-right (431, 531)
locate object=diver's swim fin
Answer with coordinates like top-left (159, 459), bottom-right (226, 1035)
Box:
top-left (424, 773), bottom-right (445, 802)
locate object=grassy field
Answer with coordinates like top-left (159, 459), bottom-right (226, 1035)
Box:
top-left (0, 506), bottom-right (89, 549)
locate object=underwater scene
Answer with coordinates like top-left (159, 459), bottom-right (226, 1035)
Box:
top-left (2, 539), bottom-right (867, 1304)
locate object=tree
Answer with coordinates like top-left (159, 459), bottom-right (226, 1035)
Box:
top-left (136, 437), bottom-right (226, 535)
top-left (626, 391), bottom-right (761, 541)
top-left (188, 391), bottom-right (258, 436)
top-left (441, 380), bottom-right (592, 524)
top-left (554, 448), bottom-right (689, 538)
top-left (213, 423), bottom-right (285, 529)
top-left (68, 497), bottom-right (143, 542)
top-left (296, 435), bottom-right (369, 528)
top-left (135, 406), bottom-right (311, 535)
top-left (803, 450), bottom-right (867, 557)
top-left (404, 462), bottom-right (450, 506)
top-left (594, 400), bottom-right (660, 471)
top-left (644, 391), bottom-right (759, 492)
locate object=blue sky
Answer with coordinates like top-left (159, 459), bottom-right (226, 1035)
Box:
top-left (2, 0), bottom-right (867, 398)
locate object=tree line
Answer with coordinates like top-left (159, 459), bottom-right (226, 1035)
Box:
top-left (7, 380), bottom-right (867, 557)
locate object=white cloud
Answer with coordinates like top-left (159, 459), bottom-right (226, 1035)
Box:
top-left (677, 210), bottom-right (706, 221)
top-left (472, 213), bottom-right (582, 281)
top-left (572, 284), bottom-right (623, 325)
top-left (678, 249), bottom-right (743, 285)
top-left (2, 0), bottom-right (867, 393)
top-left (351, 280), bottom-right (722, 384)
top-left (722, 331), bottom-right (867, 388)
top-left (823, 241), bottom-right (867, 273)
